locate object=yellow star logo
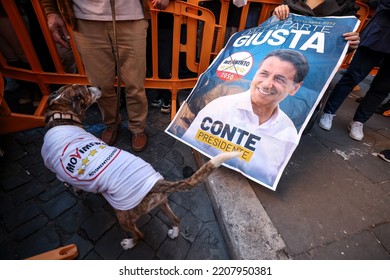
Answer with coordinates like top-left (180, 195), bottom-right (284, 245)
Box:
top-left (82, 157), bottom-right (90, 165)
top-left (99, 145), bottom-right (106, 149)
top-left (78, 168), bottom-right (85, 175)
top-left (89, 149), bottom-right (97, 156)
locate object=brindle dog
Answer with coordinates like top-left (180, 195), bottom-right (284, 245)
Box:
top-left (42, 84), bottom-right (239, 249)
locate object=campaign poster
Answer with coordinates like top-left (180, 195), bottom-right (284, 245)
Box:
top-left (165, 14), bottom-right (359, 190)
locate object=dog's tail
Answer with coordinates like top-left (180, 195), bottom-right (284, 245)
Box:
top-left (151, 151), bottom-right (241, 192)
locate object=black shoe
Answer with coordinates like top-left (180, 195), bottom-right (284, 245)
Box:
top-left (161, 101), bottom-right (171, 114)
top-left (151, 98), bottom-right (163, 108)
top-left (376, 101), bottom-right (390, 114)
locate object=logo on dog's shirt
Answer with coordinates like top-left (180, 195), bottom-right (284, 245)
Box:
top-left (60, 138), bottom-right (121, 181)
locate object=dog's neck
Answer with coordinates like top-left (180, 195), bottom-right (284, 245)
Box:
top-left (46, 112), bottom-right (82, 130)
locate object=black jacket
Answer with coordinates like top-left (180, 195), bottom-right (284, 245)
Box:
top-left (282, 0), bottom-right (359, 16)
top-left (360, 0), bottom-right (390, 53)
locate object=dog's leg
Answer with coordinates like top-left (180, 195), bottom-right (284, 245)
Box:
top-left (115, 209), bottom-right (144, 250)
top-left (159, 198), bottom-right (180, 239)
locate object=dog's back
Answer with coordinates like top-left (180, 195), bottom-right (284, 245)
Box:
top-left (150, 151), bottom-right (241, 192)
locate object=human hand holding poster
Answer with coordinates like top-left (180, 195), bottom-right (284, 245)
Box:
top-left (165, 14), bottom-right (359, 190)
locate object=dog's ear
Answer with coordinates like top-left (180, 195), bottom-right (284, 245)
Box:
top-left (71, 94), bottom-right (84, 114)
top-left (48, 85), bottom-right (73, 106)
top-left (47, 90), bottom-right (59, 106)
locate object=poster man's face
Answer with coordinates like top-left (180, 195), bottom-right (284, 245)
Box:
top-left (250, 56), bottom-right (302, 108)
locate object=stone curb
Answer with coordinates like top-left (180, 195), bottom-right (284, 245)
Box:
top-left (193, 152), bottom-right (290, 260)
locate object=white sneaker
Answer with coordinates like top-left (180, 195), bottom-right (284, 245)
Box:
top-left (349, 121), bottom-right (364, 141)
top-left (318, 113), bottom-right (335, 131)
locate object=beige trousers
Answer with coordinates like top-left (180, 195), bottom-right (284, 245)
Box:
top-left (73, 19), bottom-right (148, 133)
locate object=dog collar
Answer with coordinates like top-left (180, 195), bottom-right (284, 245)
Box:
top-left (48, 112), bottom-right (82, 124)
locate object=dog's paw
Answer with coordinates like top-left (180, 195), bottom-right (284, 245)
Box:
top-left (121, 238), bottom-right (135, 250)
top-left (168, 226), bottom-right (179, 239)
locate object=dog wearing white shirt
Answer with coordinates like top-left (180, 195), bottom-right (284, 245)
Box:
top-left (41, 84), bottom-right (239, 250)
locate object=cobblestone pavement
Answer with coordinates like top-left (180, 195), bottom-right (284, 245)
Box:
top-left (0, 101), bottom-right (230, 260)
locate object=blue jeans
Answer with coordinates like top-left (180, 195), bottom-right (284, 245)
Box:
top-left (324, 46), bottom-right (390, 123)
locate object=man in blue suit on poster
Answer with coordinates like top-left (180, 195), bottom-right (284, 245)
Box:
top-left (181, 49), bottom-right (309, 187)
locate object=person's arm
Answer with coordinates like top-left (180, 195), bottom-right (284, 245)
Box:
top-left (41, 0), bottom-right (71, 48)
top-left (151, 0), bottom-right (170, 10)
top-left (273, 4), bottom-right (290, 20)
top-left (41, 0), bottom-right (60, 15)
top-left (343, 31), bottom-right (360, 50)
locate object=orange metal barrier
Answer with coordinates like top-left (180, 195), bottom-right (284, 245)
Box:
top-left (25, 244), bottom-right (78, 260)
top-left (0, 0), bottom-right (217, 134)
top-left (188, 0), bottom-right (282, 58)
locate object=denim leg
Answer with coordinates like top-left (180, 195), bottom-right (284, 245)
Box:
top-left (354, 54), bottom-right (390, 123)
top-left (323, 47), bottom-right (383, 114)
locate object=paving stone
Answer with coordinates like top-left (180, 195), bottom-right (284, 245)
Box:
top-left (189, 186), bottom-right (217, 222)
top-left (14, 131), bottom-right (43, 145)
top-left (83, 193), bottom-right (107, 211)
top-left (119, 241), bottom-right (155, 260)
top-left (160, 135), bottom-right (177, 149)
top-left (0, 162), bottom-right (22, 177)
top-left (0, 242), bottom-right (18, 260)
top-left (170, 191), bottom-right (193, 210)
top-left (38, 182), bottom-right (66, 201)
top-left (182, 165), bottom-right (195, 178)
top-left (158, 199), bottom-right (202, 244)
top-left (40, 191), bottom-right (76, 220)
top-left (22, 143), bottom-right (41, 156)
top-left (147, 130), bottom-right (166, 148)
top-left (141, 216), bottom-right (169, 250)
top-left (153, 158), bottom-right (175, 176)
top-left (186, 221), bottom-right (230, 260)
top-left (0, 195), bottom-right (15, 215)
top-left (0, 145), bottom-right (26, 162)
top-left (13, 215), bottom-right (48, 241)
top-left (115, 140), bottom-right (133, 154)
top-left (0, 224), bottom-right (5, 243)
top-left (177, 211), bottom-right (203, 243)
top-left (10, 179), bottom-right (46, 204)
top-left (94, 227), bottom-right (128, 259)
top-left (81, 209), bottom-right (116, 241)
top-left (306, 230), bottom-right (390, 260)
top-left (84, 250), bottom-right (103, 260)
top-left (65, 233), bottom-right (94, 260)
top-left (37, 169), bottom-right (57, 184)
top-left (18, 226), bottom-right (60, 259)
top-left (135, 213), bottom-right (152, 229)
top-left (172, 142), bottom-right (197, 168)
top-left (293, 252), bottom-right (311, 260)
top-left (139, 144), bottom-right (169, 166)
top-left (56, 203), bottom-right (92, 233)
top-left (17, 153), bottom-right (43, 167)
top-left (155, 143), bottom-right (171, 162)
top-left (372, 223), bottom-right (390, 253)
top-left (0, 169), bottom-right (32, 192)
top-left (171, 149), bottom-right (185, 165)
top-left (164, 164), bottom-right (185, 181)
top-left (3, 202), bottom-right (41, 231)
top-left (26, 162), bottom-right (49, 177)
top-left (152, 118), bottom-right (171, 132)
top-left (156, 234), bottom-right (190, 260)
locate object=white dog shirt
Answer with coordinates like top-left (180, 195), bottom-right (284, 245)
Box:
top-left (41, 126), bottom-right (163, 210)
